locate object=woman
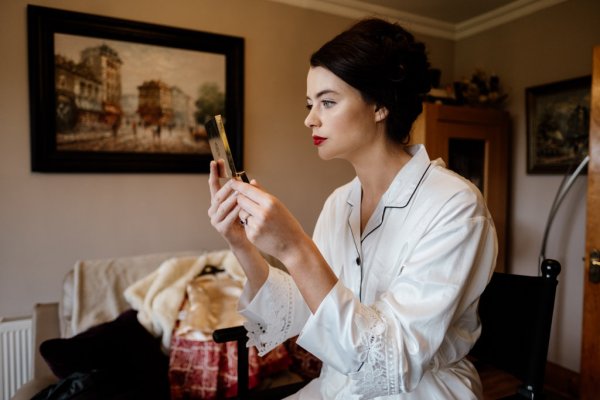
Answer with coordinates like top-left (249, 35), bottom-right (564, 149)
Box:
top-left (208, 18), bottom-right (497, 399)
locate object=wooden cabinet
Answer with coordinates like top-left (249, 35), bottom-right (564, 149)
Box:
top-left (410, 103), bottom-right (510, 272)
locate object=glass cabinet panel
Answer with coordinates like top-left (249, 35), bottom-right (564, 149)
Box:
top-left (448, 138), bottom-right (485, 194)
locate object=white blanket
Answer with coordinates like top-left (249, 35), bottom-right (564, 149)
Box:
top-left (124, 250), bottom-right (246, 350)
top-left (66, 251), bottom-right (202, 337)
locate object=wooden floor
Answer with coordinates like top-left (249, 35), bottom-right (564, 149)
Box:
top-left (479, 364), bottom-right (577, 399)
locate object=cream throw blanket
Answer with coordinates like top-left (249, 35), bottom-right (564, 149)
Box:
top-left (124, 249), bottom-right (246, 350)
top-left (66, 251), bottom-right (202, 337)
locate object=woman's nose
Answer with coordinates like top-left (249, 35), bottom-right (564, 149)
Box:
top-left (304, 108), bottom-right (319, 128)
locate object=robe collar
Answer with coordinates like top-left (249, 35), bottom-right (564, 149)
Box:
top-left (345, 144), bottom-right (435, 210)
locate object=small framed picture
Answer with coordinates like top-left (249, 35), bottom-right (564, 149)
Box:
top-left (526, 75), bottom-right (591, 174)
top-left (28, 5), bottom-right (244, 173)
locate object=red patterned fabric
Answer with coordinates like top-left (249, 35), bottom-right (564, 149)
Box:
top-left (286, 336), bottom-right (323, 380)
top-left (169, 335), bottom-right (292, 400)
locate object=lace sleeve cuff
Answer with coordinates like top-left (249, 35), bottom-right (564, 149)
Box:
top-left (238, 267), bottom-right (300, 356)
top-left (298, 281), bottom-right (406, 398)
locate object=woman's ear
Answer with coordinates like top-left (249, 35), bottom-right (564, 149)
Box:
top-left (374, 106), bottom-right (389, 122)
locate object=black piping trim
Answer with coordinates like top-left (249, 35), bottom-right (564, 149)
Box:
top-left (347, 217), bottom-right (363, 302)
top-left (361, 163), bottom-right (432, 244)
top-left (347, 162), bottom-right (432, 303)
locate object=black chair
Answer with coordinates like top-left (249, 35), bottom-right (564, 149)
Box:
top-left (212, 326), bottom-right (308, 400)
top-left (469, 258), bottom-right (561, 399)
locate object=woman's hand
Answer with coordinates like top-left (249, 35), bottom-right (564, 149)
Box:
top-left (231, 179), bottom-right (309, 262)
top-left (232, 178), bottom-right (339, 312)
top-left (207, 160), bottom-right (251, 248)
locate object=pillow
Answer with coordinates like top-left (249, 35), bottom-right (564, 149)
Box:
top-left (40, 309), bottom-right (169, 394)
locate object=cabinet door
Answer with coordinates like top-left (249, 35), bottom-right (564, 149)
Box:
top-left (415, 103), bottom-right (510, 272)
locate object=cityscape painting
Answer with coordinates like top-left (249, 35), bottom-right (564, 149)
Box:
top-left (28, 5), bottom-right (244, 173)
top-left (54, 34), bottom-right (224, 155)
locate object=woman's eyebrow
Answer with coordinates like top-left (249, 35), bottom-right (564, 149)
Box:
top-left (307, 89), bottom-right (339, 100)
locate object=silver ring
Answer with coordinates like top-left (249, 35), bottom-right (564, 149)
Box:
top-left (240, 217), bottom-right (248, 226)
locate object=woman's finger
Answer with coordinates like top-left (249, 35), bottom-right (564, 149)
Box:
top-left (211, 187), bottom-right (238, 222)
top-left (230, 180), bottom-right (271, 207)
top-left (208, 160), bottom-right (222, 198)
top-left (212, 180), bottom-right (237, 210)
top-left (249, 179), bottom-right (262, 189)
top-left (220, 203), bottom-right (242, 228)
top-left (238, 210), bottom-right (250, 221)
top-left (236, 194), bottom-right (266, 219)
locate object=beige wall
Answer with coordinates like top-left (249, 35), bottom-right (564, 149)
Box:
top-left (455, 0), bottom-right (600, 372)
top-left (0, 1), bottom-right (452, 317)
top-left (1, 0), bottom-right (594, 375)
top-left (0, 0), bottom-right (348, 315)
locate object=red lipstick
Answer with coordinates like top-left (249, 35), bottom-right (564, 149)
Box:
top-left (313, 136), bottom-right (327, 146)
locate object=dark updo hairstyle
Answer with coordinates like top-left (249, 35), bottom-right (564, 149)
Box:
top-left (310, 18), bottom-right (431, 144)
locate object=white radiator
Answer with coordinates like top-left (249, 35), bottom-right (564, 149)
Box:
top-left (0, 318), bottom-right (32, 400)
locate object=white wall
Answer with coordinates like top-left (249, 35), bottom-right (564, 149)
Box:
top-left (455, 0), bottom-right (600, 372)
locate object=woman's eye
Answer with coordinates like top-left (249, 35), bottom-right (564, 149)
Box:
top-left (322, 100), bottom-right (335, 108)
top-left (306, 103), bottom-right (313, 111)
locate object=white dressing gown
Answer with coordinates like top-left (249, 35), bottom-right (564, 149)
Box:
top-left (239, 145), bottom-right (497, 399)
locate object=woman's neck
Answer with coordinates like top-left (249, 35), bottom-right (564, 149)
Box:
top-left (353, 143), bottom-right (411, 233)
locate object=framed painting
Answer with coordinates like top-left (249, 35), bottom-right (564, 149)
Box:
top-left (526, 75), bottom-right (591, 174)
top-left (27, 5), bottom-right (244, 173)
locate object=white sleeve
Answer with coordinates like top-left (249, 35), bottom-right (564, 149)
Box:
top-left (238, 266), bottom-right (311, 356)
top-left (237, 193), bottom-right (338, 356)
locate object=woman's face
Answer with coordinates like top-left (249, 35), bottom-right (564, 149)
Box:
top-left (304, 66), bottom-right (383, 162)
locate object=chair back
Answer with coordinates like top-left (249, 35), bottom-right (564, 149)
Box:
top-left (469, 259), bottom-right (561, 398)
